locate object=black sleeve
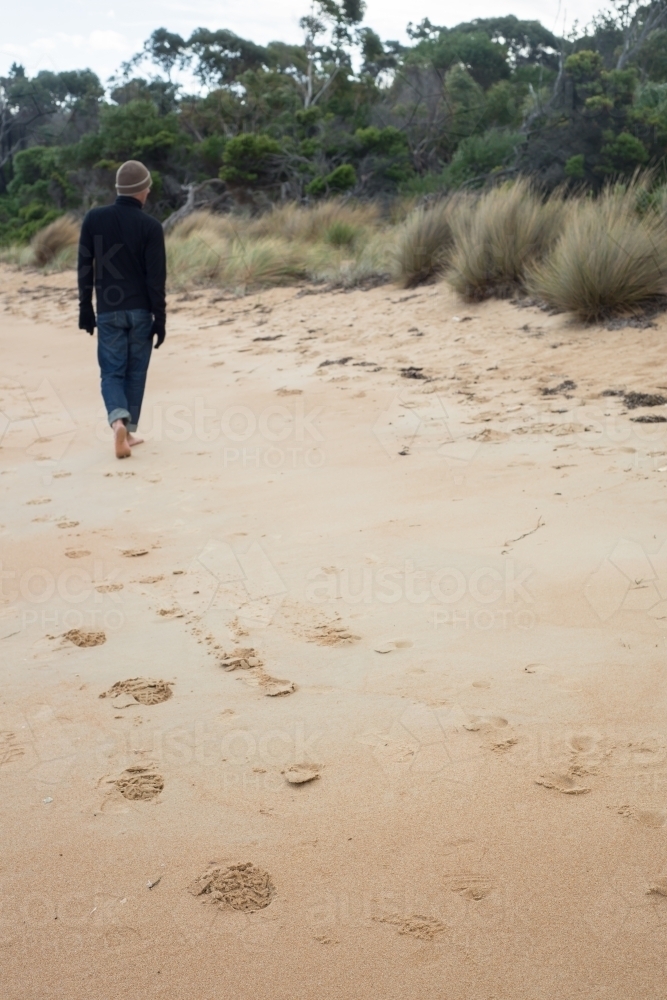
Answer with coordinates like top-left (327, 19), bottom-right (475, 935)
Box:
top-left (144, 221), bottom-right (167, 324)
top-left (77, 214), bottom-right (94, 308)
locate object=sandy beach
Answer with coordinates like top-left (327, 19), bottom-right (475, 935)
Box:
top-left (2, 263), bottom-right (667, 998)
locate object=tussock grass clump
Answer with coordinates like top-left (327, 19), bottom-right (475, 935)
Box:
top-left (529, 188), bottom-right (667, 321)
top-left (391, 198), bottom-right (463, 287)
top-left (31, 216), bottom-right (79, 267)
top-left (447, 180), bottom-right (566, 300)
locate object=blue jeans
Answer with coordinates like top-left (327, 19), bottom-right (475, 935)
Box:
top-left (97, 310), bottom-right (153, 432)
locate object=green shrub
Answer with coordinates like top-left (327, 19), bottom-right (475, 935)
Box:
top-left (97, 100), bottom-right (180, 162)
top-left (565, 154), bottom-right (585, 179)
top-left (444, 130), bottom-right (524, 188)
top-left (219, 133), bottom-right (281, 186)
top-left (565, 50), bottom-right (604, 83)
top-left (599, 132), bottom-right (649, 175)
top-left (307, 164), bottom-right (357, 197)
top-left (8, 147), bottom-right (59, 191)
top-left (195, 135), bottom-right (227, 175)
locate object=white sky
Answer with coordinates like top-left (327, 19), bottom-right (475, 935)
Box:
top-left (2, 0), bottom-right (611, 82)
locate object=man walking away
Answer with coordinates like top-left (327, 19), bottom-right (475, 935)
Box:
top-left (78, 160), bottom-right (166, 459)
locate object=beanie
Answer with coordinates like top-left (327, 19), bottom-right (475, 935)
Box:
top-left (116, 160), bottom-right (152, 196)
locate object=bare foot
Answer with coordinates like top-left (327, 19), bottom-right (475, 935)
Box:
top-left (127, 432), bottom-right (144, 447)
top-left (113, 421), bottom-right (131, 459)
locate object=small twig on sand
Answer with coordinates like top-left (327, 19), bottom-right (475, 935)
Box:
top-left (504, 516), bottom-right (545, 548)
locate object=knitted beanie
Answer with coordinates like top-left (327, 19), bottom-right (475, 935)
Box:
top-left (115, 160), bottom-right (152, 196)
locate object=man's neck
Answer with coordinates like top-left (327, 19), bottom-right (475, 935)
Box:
top-left (115, 195), bottom-right (144, 209)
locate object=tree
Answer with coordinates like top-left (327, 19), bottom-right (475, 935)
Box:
top-left (299, 1), bottom-right (366, 107)
top-left (0, 65), bottom-right (103, 192)
top-left (123, 28), bottom-right (187, 81)
top-left (614, 0), bottom-right (667, 68)
top-left (186, 29), bottom-right (271, 87)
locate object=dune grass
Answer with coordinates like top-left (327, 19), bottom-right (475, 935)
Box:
top-left (529, 187), bottom-right (667, 321)
top-left (165, 199), bottom-right (388, 292)
top-left (0, 244), bottom-right (35, 266)
top-left (31, 216), bottom-right (79, 267)
top-left (447, 180), bottom-right (566, 300)
top-left (3, 186), bottom-right (667, 320)
top-left (0, 215), bottom-right (79, 270)
top-left (391, 197), bottom-right (465, 287)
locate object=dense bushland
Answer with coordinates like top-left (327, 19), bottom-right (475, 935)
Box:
top-left (3, 2), bottom-right (667, 245)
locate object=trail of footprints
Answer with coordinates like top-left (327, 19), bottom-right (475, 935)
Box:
top-left (97, 634), bottom-right (299, 821)
top-left (90, 619), bottom-right (308, 912)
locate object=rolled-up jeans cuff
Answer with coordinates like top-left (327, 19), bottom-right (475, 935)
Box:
top-left (108, 407), bottom-right (130, 427)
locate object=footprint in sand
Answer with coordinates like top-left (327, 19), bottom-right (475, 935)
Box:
top-left (57, 520), bottom-right (79, 529)
top-left (63, 629), bottom-right (106, 648)
top-left (373, 638), bottom-right (413, 654)
top-left (189, 862), bottom-right (275, 911)
top-left (219, 648), bottom-right (296, 697)
top-left (100, 678), bottom-right (174, 706)
top-left (374, 914), bottom-right (447, 941)
top-left (114, 765), bottom-right (164, 800)
top-left (307, 623), bottom-right (360, 646)
top-left (65, 549), bottom-right (91, 559)
top-left (0, 731), bottom-right (25, 766)
top-left (121, 548), bottom-right (149, 558)
top-left (259, 675), bottom-right (296, 697)
top-left (26, 497), bottom-right (51, 505)
top-left (618, 805), bottom-right (666, 828)
top-left (472, 428), bottom-right (510, 443)
top-left (279, 603), bottom-right (359, 647)
top-left (444, 873), bottom-right (495, 900)
top-left (535, 772), bottom-right (590, 795)
top-left (647, 877), bottom-right (667, 897)
top-left (464, 715), bottom-right (517, 752)
top-left (283, 763), bottom-right (321, 785)
top-left (95, 583), bottom-right (123, 593)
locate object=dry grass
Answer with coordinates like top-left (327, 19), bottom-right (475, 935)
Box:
top-left (529, 187), bottom-right (667, 321)
top-left (0, 244), bottom-right (34, 267)
top-left (166, 226), bottom-right (229, 288)
top-left (5, 188), bottom-right (667, 320)
top-left (223, 238), bottom-right (308, 289)
top-left (31, 215), bottom-right (79, 267)
top-left (166, 227), bottom-right (310, 293)
top-left (166, 200), bottom-right (387, 291)
top-left (170, 200), bottom-right (379, 245)
top-left (391, 197), bottom-right (464, 287)
top-left (447, 180), bottom-right (567, 300)
top-left (307, 231), bottom-right (391, 288)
